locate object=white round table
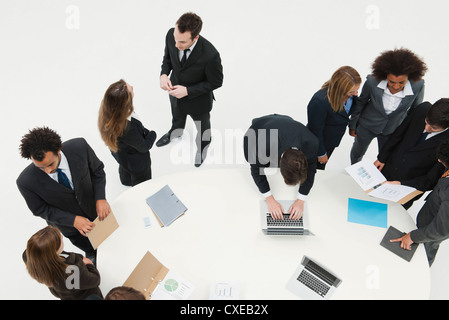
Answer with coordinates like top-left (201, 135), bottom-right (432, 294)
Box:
top-left (98, 168), bottom-right (430, 300)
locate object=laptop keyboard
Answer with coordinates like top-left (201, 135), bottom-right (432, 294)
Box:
top-left (297, 269), bottom-right (331, 298)
top-left (267, 214), bottom-right (303, 227)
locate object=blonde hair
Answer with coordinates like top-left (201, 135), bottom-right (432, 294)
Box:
top-left (98, 79), bottom-right (134, 153)
top-left (322, 66), bottom-right (361, 113)
top-left (25, 226), bottom-right (68, 287)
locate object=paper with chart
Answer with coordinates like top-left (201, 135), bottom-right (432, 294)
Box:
top-left (345, 159), bottom-right (421, 204)
top-left (368, 183), bottom-right (418, 203)
top-left (150, 270), bottom-right (195, 300)
top-left (345, 159), bottom-right (386, 191)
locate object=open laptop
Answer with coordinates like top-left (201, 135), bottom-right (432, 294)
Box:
top-left (260, 200), bottom-right (313, 235)
top-left (286, 255), bottom-right (342, 300)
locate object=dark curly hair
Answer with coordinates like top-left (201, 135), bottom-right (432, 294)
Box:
top-left (371, 48), bottom-right (428, 82)
top-left (176, 12), bottom-right (202, 39)
top-left (280, 148), bottom-right (308, 186)
top-left (436, 139), bottom-right (449, 169)
top-left (19, 127), bottom-right (62, 161)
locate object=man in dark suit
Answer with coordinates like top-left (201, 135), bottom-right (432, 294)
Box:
top-left (374, 99), bottom-right (449, 209)
top-left (157, 12), bottom-right (224, 167)
top-left (243, 114), bottom-right (318, 220)
top-left (17, 127), bottom-right (111, 262)
top-left (391, 139), bottom-right (449, 266)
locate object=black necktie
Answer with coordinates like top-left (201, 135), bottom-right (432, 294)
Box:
top-left (57, 168), bottom-right (72, 190)
top-left (181, 49), bottom-right (190, 67)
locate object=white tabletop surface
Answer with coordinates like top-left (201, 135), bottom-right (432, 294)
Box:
top-left (97, 168), bottom-right (430, 300)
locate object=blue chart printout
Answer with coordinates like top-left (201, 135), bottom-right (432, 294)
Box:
top-left (347, 198), bottom-right (388, 228)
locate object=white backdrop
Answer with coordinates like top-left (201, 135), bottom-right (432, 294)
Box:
top-left (1, 0), bottom-right (449, 299)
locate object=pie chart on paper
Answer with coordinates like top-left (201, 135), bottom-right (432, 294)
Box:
top-left (164, 279), bottom-right (179, 292)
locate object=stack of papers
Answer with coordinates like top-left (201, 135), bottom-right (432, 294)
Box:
top-left (146, 185), bottom-right (188, 227)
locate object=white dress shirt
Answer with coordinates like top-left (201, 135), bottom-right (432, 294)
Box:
top-left (48, 151), bottom-right (74, 189)
top-left (178, 39), bottom-right (198, 62)
top-left (377, 80), bottom-right (414, 115)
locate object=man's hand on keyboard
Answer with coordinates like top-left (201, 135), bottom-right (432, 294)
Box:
top-left (266, 195), bottom-right (284, 220)
top-left (288, 199), bottom-right (304, 220)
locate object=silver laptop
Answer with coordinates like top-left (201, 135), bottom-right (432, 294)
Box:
top-left (260, 200), bottom-right (313, 235)
top-left (286, 256), bottom-right (342, 300)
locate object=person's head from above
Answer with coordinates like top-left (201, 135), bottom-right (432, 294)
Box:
top-left (105, 286), bottom-right (146, 300)
top-left (174, 12), bottom-right (202, 51)
top-left (19, 127), bottom-right (63, 174)
top-left (371, 47), bottom-right (428, 94)
top-left (25, 226), bottom-right (67, 287)
top-left (322, 66), bottom-right (361, 112)
top-left (98, 79), bottom-right (134, 152)
top-left (280, 148), bottom-right (308, 186)
top-left (437, 139), bottom-right (449, 170)
top-left (425, 98), bottom-right (449, 133)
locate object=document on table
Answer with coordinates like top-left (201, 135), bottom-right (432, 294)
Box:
top-left (345, 159), bottom-right (421, 203)
top-left (368, 183), bottom-right (418, 203)
top-left (150, 270), bottom-right (195, 300)
top-left (347, 198), bottom-right (388, 228)
top-left (146, 185), bottom-right (188, 227)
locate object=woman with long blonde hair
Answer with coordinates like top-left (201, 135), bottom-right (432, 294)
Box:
top-left (23, 226), bottom-right (102, 300)
top-left (306, 66), bottom-right (361, 169)
top-left (98, 79), bottom-right (157, 186)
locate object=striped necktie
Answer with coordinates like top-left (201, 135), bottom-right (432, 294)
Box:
top-left (57, 168), bottom-right (72, 190)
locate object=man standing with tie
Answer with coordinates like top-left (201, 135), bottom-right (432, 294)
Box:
top-left (17, 127), bottom-right (111, 264)
top-left (374, 99), bottom-right (449, 209)
top-left (157, 12), bottom-right (224, 167)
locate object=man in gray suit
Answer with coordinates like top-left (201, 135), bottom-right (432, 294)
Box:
top-left (391, 140), bottom-right (449, 266)
top-left (349, 48), bottom-right (427, 164)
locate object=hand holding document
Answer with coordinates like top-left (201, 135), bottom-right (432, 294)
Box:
top-left (345, 159), bottom-right (422, 204)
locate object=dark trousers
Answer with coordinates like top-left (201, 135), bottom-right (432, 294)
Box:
top-left (169, 98), bottom-right (211, 151)
top-left (317, 148), bottom-right (335, 170)
top-left (62, 229), bottom-right (96, 259)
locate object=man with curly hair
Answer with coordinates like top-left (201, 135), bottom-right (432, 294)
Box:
top-left (391, 139), bottom-right (449, 266)
top-left (17, 127), bottom-right (111, 264)
top-left (349, 48), bottom-right (427, 164)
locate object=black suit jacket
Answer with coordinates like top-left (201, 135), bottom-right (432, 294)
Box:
top-left (160, 28), bottom-right (224, 114)
top-left (306, 87), bottom-right (356, 155)
top-left (112, 116), bottom-right (157, 174)
top-left (378, 102), bottom-right (449, 192)
top-left (243, 114), bottom-right (318, 196)
top-left (17, 138), bottom-right (106, 233)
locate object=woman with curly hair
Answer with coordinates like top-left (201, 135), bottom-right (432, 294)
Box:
top-left (98, 79), bottom-right (157, 186)
top-left (349, 48), bottom-right (428, 164)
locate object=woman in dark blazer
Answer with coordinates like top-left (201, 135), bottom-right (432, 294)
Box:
top-left (307, 66), bottom-right (361, 169)
top-left (23, 226), bottom-right (103, 300)
top-left (98, 79), bottom-right (157, 186)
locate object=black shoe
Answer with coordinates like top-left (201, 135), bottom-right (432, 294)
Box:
top-left (156, 133), bottom-right (171, 147)
top-left (86, 250), bottom-right (97, 267)
top-left (194, 141), bottom-right (211, 167)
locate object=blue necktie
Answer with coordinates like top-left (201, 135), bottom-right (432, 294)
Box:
top-left (57, 168), bottom-right (72, 190)
top-left (420, 131), bottom-right (429, 143)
